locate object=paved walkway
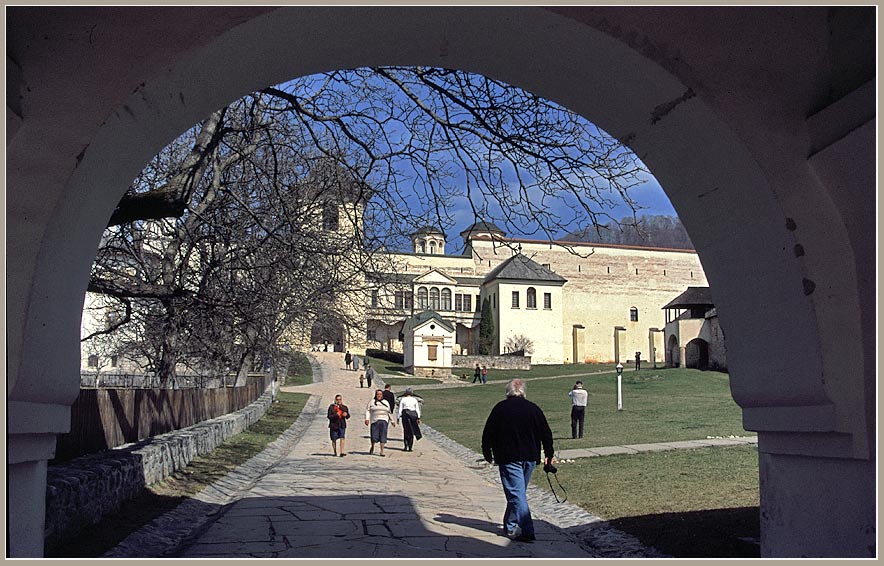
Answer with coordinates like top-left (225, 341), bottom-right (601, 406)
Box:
top-left (109, 352), bottom-right (752, 558)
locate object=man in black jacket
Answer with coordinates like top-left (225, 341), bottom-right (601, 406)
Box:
top-left (481, 378), bottom-right (554, 543)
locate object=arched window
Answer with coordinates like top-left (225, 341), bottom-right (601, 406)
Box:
top-left (441, 288), bottom-right (452, 310)
top-left (527, 287), bottom-right (537, 309)
top-left (630, 307), bottom-right (639, 322)
top-left (417, 287), bottom-right (428, 309)
top-left (419, 241), bottom-right (426, 253)
top-left (429, 241), bottom-right (436, 254)
top-left (430, 287), bottom-right (440, 310)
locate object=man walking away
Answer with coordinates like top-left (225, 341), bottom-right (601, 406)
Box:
top-left (568, 381), bottom-right (588, 439)
top-left (482, 378), bottom-right (554, 543)
top-left (345, 351), bottom-right (352, 370)
top-left (382, 384), bottom-right (396, 414)
top-left (397, 388), bottom-right (423, 451)
top-left (473, 363), bottom-right (482, 383)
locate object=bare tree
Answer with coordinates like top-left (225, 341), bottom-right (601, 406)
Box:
top-left (504, 334), bottom-right (535, 355)
top-left (86, 68), bottom-right (648, 384)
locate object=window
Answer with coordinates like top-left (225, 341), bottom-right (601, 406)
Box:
top-left (417, 287), bottom-right (428, 309)
top-left (395, 290), bottom-right (404, 309)
top-left (322, 203), bottom-right (339, 230)
top-left (405, 292), bottom-right (413, 309)
top-left (419, 241), bottom-right (426, 253)
top-left (493, 293), bottom-right (496, 309)
top-left (111, 355), bottom-right (118, 368)
top-left (630, 307), bottom-right (639, 321)
top-left (429, 241), bottom-right (436, 254)
top-left (87, 355), bottom-right (99, 368)
top-left (512, 291), bottom-right (520, 308)
top-left (527, 287), bottom-right (537, 309)
top-left (543, 293), bottom-right (552, 309)
top-left (430, 287), bottom-right (440, 310)
top-left (371, 290), bottom-right (379, 308)
top-left (463, 294), bottom-right (472, 312)
top-left (427, 344), bottom-right (438, 361)
top-left (454, 293), bottom-right (463, 312)
top-left (475, 295), bottom-right (481, 311)
top-left (441, 288), bottom-right (452, 311)
top-left (367, 329), bottom-right (377, 341)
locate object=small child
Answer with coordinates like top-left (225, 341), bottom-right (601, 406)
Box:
top-left (359, 374), bottom-right (365, 388)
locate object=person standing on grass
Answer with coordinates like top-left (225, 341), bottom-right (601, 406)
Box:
top-left (364, 389), bottom-right (393, 456)
top-left (482, 378), bottom-right (554, 543)
top-left (481, 365), bottom-right (488, 384)
top-left (473, 363), bottom-right (482, 383)
top-left (568, 380), bottom-right (588, 439)
top-left (345, 351), bottom-right (352, 370)
top-left (397, 387), bottom-right (422, 451)
top-left (327, 394), bottom-right (351, 457)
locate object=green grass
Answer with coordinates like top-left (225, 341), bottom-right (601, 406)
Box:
top-left (423, 368), bottom-right (748, 452)
top-left (542, 445), bottom-right (759, 520)
top-left (285, 352), bottom-right (314, 386)
top-left (379, 377), bottom-right (442, 386)
top-left (482, 362), bottom-right (614, 381)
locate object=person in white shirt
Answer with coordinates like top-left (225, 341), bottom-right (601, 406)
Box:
top-left (568, 381), bottom-right (588, 439)
top-left (364, 389), bottom-right (393, 456)
top-left (396, 388), bottom-right (423, 452)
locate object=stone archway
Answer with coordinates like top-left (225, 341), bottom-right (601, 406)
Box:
top-left (685, 338), bottom-right (710, 370)
top-left (666, 335), bottom-right (680, 368)
top-left (7, 6), bottom-right (874, 557)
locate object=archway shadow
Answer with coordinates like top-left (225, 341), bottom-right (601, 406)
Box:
top-left (175, 494), bottom-right (583, 558)
top-left (600, 506), bottom-right (760, 558)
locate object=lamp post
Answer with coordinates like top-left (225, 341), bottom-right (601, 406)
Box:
top-left (616, 362), bottom-right (623, 411)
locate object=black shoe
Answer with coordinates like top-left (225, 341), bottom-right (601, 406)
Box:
top-left (515, 533), bottom-right (536, 543)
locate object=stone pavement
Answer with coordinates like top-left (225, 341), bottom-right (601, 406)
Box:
top-left (109, 352), bottom-right (752, 558)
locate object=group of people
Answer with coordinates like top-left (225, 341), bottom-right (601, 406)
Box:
top-left (472, 363), bottom-right (488, 384)
top-left (344, 350), bottom-right (365, 372)
top-left (326, 385), bottom-right (423, 457)
top-left (327, 354), bottom-right (594, 545)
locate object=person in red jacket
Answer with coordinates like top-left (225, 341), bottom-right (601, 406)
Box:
top-left (327, 394), bottom-right (350, 457)
top-left (481, 378), bottom-right (554, 543)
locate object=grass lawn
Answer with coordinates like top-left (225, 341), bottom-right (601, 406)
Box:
top-left (379, 377), bottom-right (442, 386)
top-left (47, 391), bottom-right (310, 558)
top-left (483, 362), bottom-right (614, 381)
top-left (284, 351), bottom-right (314, 386)
top-left (424, 368), bottom-right (749, 452)
top-left (545, 445), bottom-right (760, 557)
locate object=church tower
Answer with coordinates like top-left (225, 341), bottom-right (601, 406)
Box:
top-left (411, 226), bottom-right (446, 255)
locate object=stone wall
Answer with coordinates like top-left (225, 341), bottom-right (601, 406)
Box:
top-left (453, 354), bottom-right (532, 371)
top-left (44, 385), bottom-right (274, 555)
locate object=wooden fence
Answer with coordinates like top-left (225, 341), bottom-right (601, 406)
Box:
top-left (53, 375), bottom-right (268, 463)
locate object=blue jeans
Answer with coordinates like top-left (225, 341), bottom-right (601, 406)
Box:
top-left (498, 461), bottom-right (536, 536)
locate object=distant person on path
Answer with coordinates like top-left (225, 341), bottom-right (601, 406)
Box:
top-left (382, 384), bottom-right (396, 415)
top-left (353, 354), bottom-right (360, 372)
top-left (359, 373), bottom-right (365, 388)
top-left (397, 388), bottom-right (423, 451)
top-left (364, 389), bottom-right (394, 456)
top-left (635, 351), bottom-right (641, 371)
top-left (327, 394), bottom-right (351, 457)
top-left (568, 381), bottom-right (588, 439)
top-left (481, 378), bottom-right (554, 543)
top-left (473, 363), bottom-right (482, 383)
top-left (345, 351), bottom-right (352, 370)
top-left (481, 365), bottom-right (488, 384)
top-left (365, 363), bottom-right (375, 388)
